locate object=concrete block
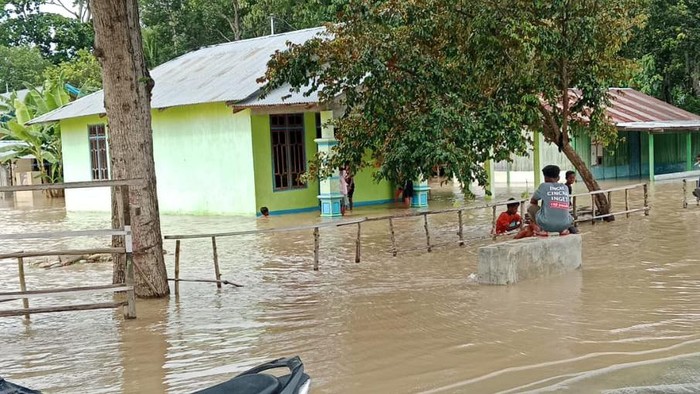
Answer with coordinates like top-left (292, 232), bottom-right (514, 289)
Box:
top-left (478, 235), bottom-right (582, 285)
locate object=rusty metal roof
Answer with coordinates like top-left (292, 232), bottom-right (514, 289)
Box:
top-left (30, 27), bottom-right (326, 124)
top-left (607, 88), bottom-right (700, 131)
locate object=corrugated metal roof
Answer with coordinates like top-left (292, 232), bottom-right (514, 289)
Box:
top-left (607, 88), bottom-right (700, 129)
top-left (30, 27), bottom-right (327, 124)
top-left (235, 83), bottom-right (321, 107)
top-left (0, 89), bottom-right (31, 103)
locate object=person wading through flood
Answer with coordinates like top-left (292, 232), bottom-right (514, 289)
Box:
top-left (515, 165), bottom-right (576, 238)
top-left (339, 165), bottom-right (349, 215)
top-left (345, 161), bottom-right (355, 211)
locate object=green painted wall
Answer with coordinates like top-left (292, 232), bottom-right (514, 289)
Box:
top-left (151, 104), bottom-right (256, 215)
top-left (350, 155), bottom-right (395, 205)
top-left (61, 115), bottom-right (111, 211)
top-left (251, 112), bottom-right (320, 213)
top-left (60, 103), bottom-right (257, 215)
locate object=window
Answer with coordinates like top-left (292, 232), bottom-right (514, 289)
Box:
top-left (591, 142), bottom-right (604, 166)
top-left (271, 114), bottom-right (306, 190)
top-left (315, 112), bottom-right (322, 139)
top-left (88, 124), bottom-right (109, 180)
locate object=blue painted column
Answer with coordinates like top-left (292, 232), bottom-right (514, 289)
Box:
top-left (315, 111), bottom-right (342, 217)
top-left (411, 177), bottom-right (430, 207)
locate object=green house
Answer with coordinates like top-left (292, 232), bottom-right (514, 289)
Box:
top-left (498, 88), bottom-right (700, 187)
top-left (31, 27), bottom-right (395, 216)
top-left (573, 89), bottom-right (700, 181)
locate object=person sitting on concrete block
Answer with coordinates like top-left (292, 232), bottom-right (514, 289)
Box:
top-left (516, 165), bottom-right (575, 238)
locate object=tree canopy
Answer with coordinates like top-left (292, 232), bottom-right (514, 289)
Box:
top-left (261, 0), bottom-right (645, 204)
top-left (0, 0), bottom-right (94, 63)
top-left (626, 0), bottom-right (700, 114)
top-left (139, 0), bottom-right (348, 67)
top-left (0, 44), bottom-right (49, 91)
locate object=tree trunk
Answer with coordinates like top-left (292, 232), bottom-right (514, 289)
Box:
top-left (89, 0), bottom-right (169, 297)
top-left (561, 142), bottom-right (611, 216)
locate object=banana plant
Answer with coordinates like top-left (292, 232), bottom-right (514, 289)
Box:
top-left (0, 77), bottom-right (71, 195)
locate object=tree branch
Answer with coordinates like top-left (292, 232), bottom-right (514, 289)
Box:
top-left (538, 103), bottom-right (561, 143)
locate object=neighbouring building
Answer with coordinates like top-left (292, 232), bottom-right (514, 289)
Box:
top-left (493, 88), bottom-right (700, 188)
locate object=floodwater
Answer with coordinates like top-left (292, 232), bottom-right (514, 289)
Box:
top-left (1, 180), bottom-right (700, 393)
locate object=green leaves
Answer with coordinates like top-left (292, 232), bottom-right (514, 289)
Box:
top-left (260, 0), bottom-right (644, 190)
top-left (0, 75), bottom-right (70, 184)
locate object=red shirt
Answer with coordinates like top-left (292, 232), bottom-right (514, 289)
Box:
top-left (496, 212), bottom-right (522, 234)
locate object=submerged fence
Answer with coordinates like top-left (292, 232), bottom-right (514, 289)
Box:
top-left (682, 178), bottom-right (700, 208)
top-left (164, 183), bottom-right (649, 288)
top-left (0, 180), bottom-right (138, 319)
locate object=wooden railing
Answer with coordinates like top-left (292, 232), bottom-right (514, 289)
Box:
top-left (163, 183), bottom-right (650, 283)
top-left (0, 180), bottom-right (139, 319)
top-left (571, 183), bottom-right (650, 223)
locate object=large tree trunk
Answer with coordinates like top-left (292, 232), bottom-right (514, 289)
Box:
top-left (561, 142), bottom-right (611, 216)
top-left (90, 0), bottom-right (169, 297)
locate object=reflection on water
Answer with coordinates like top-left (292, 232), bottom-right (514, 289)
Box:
top-left (2, 180), bottom-right (700, 393)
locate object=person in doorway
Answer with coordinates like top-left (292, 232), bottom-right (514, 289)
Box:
top-left (519, 165), bottom-right (574, 237)
top-left (260, 206), bottom-right (270, 217)
top-left (345, 162), bottom-right (355, 211)
top-left (565, 170), bottom-right (576, 195)
top-left (402, 179), bottom-right (414, 208)
top-left (495, 198), bottom-right (522, 235)
top-left (339, 165), bottom-right (349, 215)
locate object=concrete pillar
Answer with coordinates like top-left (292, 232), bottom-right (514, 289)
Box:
top-left (484, 158), bottom-right (495, 200)
top-left (411, 177), bottom-right (430, 207)
top-left (315, 110), bottom-right (342, 217)
top-left (648, 132), bottom-right (655, 181)
top-left (686, 132), bottom-right (693, 172)
top-left (478, 235), bottom-right (582, 285)
top-left (533, 130), bottom-right (543, 186)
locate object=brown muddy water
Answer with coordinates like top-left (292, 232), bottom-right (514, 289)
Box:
top-left (2, 180), bottom-right (700, 393)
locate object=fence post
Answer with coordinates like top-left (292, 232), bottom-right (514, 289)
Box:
top-left (211, 237), bottom-right (222, 288)
top-left (682, 179), bottom-right (688, 209)
top-left (174, 240), bottom-right (181, 295)
top-left (491, 205), bottom-right (497, 240)
top-left (121, 184), bottom-right (136, 318)
top-left (625, 189), bottom-right (630, 217)
top-left (17, 257), bottom-right (29, 319)
top-left (591, 194), bottom-right (596, 225)
top-left (607, 191), bottom-right (612, 213)
top-left (572, 196), bottom-right (578, 221)
top-left (389, 218), bottom-right (398, 257)
top-left (643, 183), bottom-right (649, 216)
top-left (124, 226), bottom-right (137, 319)
top-left (355, 222), bottom-right (361, 263)
top-left (457, 210), bottom-right (464, 246)
top-left (313, 227), bottom-right (320, 271)
top-left (423, 213), bottom-right (432, 252)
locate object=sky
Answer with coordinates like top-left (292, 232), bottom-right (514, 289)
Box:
top-left (38, 2), bottom-right (78, 18)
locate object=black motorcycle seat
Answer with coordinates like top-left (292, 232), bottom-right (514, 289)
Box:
top-left (193, 374), bottom-right (280, 394)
